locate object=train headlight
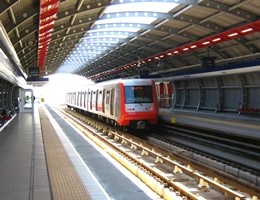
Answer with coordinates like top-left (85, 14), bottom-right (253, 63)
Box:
top-left (126, 108), bottom-right (135, 111)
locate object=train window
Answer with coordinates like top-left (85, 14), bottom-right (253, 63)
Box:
top-left (124, 86), bottom-right (153, 104)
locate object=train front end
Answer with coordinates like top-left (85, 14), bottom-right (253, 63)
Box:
top-left (119, 79), bottom-right (158, 129)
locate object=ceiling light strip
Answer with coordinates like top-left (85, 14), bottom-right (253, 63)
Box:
top-left (37, 0), bottom-right (60, 76)
top-left (89, 20), bottom-right (260, 81)
top-left (58, 2), bottom-right (180, 74)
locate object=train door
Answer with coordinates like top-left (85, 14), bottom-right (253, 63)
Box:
top-left (90, 90), bottom-right (93, 110)
top-left (76, 92), bottom-right (78, 106)
top-left (77, 92), bottom-right (80, 107)
top-left (102, 89), bottom-right (105, 113)
top-left (76, 92), bottom-right (79, 107)
top-left (156, 81), bottom-right (174, 108)
top-left (105, 90), bottom-right (110, 114)
top-left (73, 92), bottom-right (76, 105)
top-left (114, 85), bottom-right (120, 119)
top-left (110, 88), bottom-right (115, 116)
top-left (68, 93), bottom-right (71, 104)
top-left (157, 82), bottom-right (164, 107)
top-left (164, 82), bottom-right (173, 108)
top-left (80, 92), bottom-right (83, 107)
top-left (86, 90), bottom-right (90, 111)
top-left (65, 93), bottom-right (69, 104)
top-left (83, 91), bottom-right (86, 108)
top-left (97, 90), bottom-right (103, 112)
top-left (95, 90), bottom-right (98, 111)
top-left (94, 90), bottom-right (97, 111)
top-left (71, 93), bottom-right (73, 105)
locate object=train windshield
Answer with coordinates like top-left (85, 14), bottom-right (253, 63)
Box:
top-left (125, 86), bottom-right (153, 104)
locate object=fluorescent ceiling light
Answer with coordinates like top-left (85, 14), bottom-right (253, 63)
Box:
top-left (104, 2), bottom-right (178, 13)
top-left (95, 17), bottom-right (156, 25)
top-left (89, 28), bottom-right (140, 33)
top-left (57, 1), bottom-right (179, 74)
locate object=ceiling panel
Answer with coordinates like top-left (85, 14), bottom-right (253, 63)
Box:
top-left (0, 0), bottom-right (258, 82)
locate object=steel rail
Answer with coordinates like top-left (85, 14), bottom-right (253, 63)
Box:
top-left (57, 107), bottom-right (258, 200)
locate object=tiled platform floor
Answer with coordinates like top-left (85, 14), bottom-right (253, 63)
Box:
top-left (0, 104), bottom-right (156, 200)
top-left (0, 105), bottom-right (106, 200)
top-left (39, 106), bottom-right (92, 200)
top-left (0, 106), bottom-right (51, 200)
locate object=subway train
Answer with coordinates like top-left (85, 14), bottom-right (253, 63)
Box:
top-left (66, 78), bottom-right (159, 129)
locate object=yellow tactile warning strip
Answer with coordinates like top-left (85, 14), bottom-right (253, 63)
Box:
top-left (39, 107), bottom-right (92, 200)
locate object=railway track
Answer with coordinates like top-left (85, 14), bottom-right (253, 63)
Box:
top-left (57, 107), bottom-right (259, 199)
top-left (137, 125), bottom-right (260, 197)
top-left (151, 123), bottom-right (260, 173)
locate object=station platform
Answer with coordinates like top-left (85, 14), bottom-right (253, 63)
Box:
top-left (0, 104), bottom-right (158, 200)
top-left (159, 109), bottom-right (260, 140)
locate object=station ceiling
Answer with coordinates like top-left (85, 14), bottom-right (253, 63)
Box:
top-left (0, 0), bottom-right (259, 82)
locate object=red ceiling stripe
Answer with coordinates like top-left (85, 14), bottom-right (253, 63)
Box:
top-left (89, 20), bottom-right (260, 80)
top-left (40, 16), bottom-right (56, 26)
top-left (40, 7), bottom-right (59, 19)
top-left (37, 0), bottom-right (60, 76)
top-left (41, 0), bottom-right (59, 8)
top-left (39, 36), bottom-right (52, 43)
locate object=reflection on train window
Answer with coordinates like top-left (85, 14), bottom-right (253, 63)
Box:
top-left (125, 86), bottom-right (153, 103)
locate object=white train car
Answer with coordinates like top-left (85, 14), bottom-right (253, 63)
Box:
top-left (66, 78), bottom-right (158, 129)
